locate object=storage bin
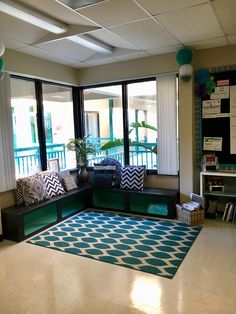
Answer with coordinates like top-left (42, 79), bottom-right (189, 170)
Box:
top-left (176, 205), bottom-right (204, 226)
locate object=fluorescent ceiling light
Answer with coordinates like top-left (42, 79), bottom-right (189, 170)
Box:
top-left (0, 0), bottom-right (68, 34)
top-left (69, 34), bottom-right (113, 54)
top-left (58, 0), bottom-right (106, 10)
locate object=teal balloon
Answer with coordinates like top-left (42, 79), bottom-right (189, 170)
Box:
top-left (176, 48), bottom-right (193, 65)
top-left (0, 58), bottom-right (4, 72)
top-left (194, 68), bottom-right (210, 84)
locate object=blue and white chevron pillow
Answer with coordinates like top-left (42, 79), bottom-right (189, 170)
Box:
top-left (41, 174), bottom-right (65, 197)
top-left (120, 166), bottom-right (145, 191)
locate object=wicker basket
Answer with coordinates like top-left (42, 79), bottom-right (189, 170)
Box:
top-left (176, 205), bottom-right (205, 226)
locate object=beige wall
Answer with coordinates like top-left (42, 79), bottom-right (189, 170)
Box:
top-left (3, 49), bottom-right (78, 85)
top-left (2, 45), bottom-right (236, 207)
top-left (195, 45), bottom-right (236, 69)
top-left (77, 53), bottom-right (178, 86)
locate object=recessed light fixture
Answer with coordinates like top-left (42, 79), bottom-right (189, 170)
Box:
top-left (0, 0), bottom-right (112, 53)
top-left (57, 0), bottom-right (106, 10)
top-left (0, 0), bottom-right (68, 34)
top-left (69, 34), bottom-right (113, 54)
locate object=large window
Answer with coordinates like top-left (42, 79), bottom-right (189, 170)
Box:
top-left (83, 85), bottom-right (124, 166)
top-left (10, 77), bottom-right (76, 178)
top-left (9, 74), bottom-right (177, 179)
top-left (82, 76), bottom-right (178, 173)
top-left (11, 78), bottom-right (41, 178)
top-left (127, 81), bottom-right (157, 169)
top-left (42, 83), bottom-right (75, 171)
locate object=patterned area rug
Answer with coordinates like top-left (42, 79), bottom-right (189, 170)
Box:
top-left (27, 209), bottom-right (202, 279)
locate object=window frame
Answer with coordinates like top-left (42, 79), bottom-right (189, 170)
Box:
top-left (10, 74), bottom-right (79, 175)
top-left (80, 77), bottom-right (159, 173)
top-left (10, 74), bottom-right (178, 176)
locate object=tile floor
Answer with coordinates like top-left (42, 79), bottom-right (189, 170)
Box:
top-left (0, 219), bottom-right (235, 314)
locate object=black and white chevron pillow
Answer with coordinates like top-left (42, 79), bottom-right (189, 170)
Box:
top-left (42, 174), bottom-right (65, 197)
top-left (120, 166), bottom-right (145, 191)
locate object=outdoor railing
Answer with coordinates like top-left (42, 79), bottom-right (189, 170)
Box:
top-left (14, 143), bottom-right (66, 178)
top-left (14, 139), bottom-right (157, 178)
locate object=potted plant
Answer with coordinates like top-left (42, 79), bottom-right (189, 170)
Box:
top-left (67, 135), bottom-right (96, 183)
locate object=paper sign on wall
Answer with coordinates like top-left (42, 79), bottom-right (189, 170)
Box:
top-left (203, 137), bottom-right (222, 151)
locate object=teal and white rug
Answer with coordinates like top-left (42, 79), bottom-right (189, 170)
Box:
top-left (27, 209), bottom-right (202, 279)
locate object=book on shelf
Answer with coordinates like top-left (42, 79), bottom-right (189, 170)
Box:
top-left (222, 202), bottom-right (236, 222)
top-left (222, 202), bottom-right (230, 221)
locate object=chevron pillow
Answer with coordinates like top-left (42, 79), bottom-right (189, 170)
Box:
top-left (41, 174), bottom-right (65, 197)
top-left (120, 166), bottom-right (145, 191)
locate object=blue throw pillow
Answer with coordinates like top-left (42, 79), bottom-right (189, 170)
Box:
top-left (99, 158), bottom-right (122, 187)
top-left (93, 165), bottom-right (116, 188)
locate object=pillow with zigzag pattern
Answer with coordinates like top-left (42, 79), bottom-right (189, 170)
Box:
top-left (41, 173), bottom-right (65, 197)
top-left (120, 166), bottom-right (145, 191)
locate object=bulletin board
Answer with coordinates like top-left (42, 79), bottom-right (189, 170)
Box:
top-left (200, 69), bottom-right (236, 166)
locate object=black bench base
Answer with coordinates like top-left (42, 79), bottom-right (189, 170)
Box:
top-left (1, 186), bottom-right (91, 242)
top-left (2, 186), bottom-right (179, 242)
top-left (92, 187), bottom-right (179, 219)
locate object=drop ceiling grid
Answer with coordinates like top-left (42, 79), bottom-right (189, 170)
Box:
top-left (156, 3), bottom-right (225, 43)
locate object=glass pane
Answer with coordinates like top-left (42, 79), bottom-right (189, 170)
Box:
top-left (10, 78), bottom-right (41, 178)
top-left (83, 85), bottom-right (124, 166)
top-left (127, 81), bottom-right (157, 170)
top-left (42, 83), bottom-right (75, 170)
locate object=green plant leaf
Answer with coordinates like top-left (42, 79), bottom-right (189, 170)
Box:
top-left (67, 135), bottom-right (96, 167)
top-left (100, 138), bottom-right (124, 150)
top-left (101, 121), bottom-right (157, 154)
top-left (130, 121), bottom-right (157, 132)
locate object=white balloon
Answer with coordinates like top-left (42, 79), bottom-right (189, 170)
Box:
top-left (179, 64), bottom-right (193, 82)
top-left (0, 41), bottom-right (5, 57)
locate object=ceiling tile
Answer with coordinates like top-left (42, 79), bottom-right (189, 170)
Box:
top-left (110, 18), bottom-right (179, 50)
top-left (227, 35), bottom-right (236, 44)
top-left (0, 36), bottom-right (27, 50)
top-left (21, 0), bottom-right (97, 26)
top-left (78, 0), bottom-right (148, 27)
top-left (83, 57), bottom-right (117, 66)
top-left (89, 29), bottom-right (139, 49)
top-left (147, 44), bottom-right (182, 56)
top-left (187, 36), bottom-right (228, 49)
top-left (212, 0), bottom-right (236, 35)
top-left (157, 4), bottom-right (224, 43)
top-left (16, 45), bottom-right (79, 66)
top-left (35, 39), bottom-right (96, 61)
top-left (0, 12), bottom-right (47, 45)
top-left (114, 50), bottom-right (150, 61)
top-left (136, 0), bottom-right (208, 15)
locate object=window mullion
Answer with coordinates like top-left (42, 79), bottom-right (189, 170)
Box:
top-left (73, 86), bottom-right (84, 139)
top-left (122, 83), bottom-right (129, 165)
top-left (35, 80), bottom-right (47, 170)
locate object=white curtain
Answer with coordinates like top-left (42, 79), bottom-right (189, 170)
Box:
top-left (0, 73), bottom-right (16, 191)
top-left (157, 74), bottom-right (178, 175)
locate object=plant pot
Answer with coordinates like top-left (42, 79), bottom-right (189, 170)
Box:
top-left (77, 166), bottom-right (90, 184)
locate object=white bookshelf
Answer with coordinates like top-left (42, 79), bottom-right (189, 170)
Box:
top-left (200, 171), bottom-right (236, 209)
